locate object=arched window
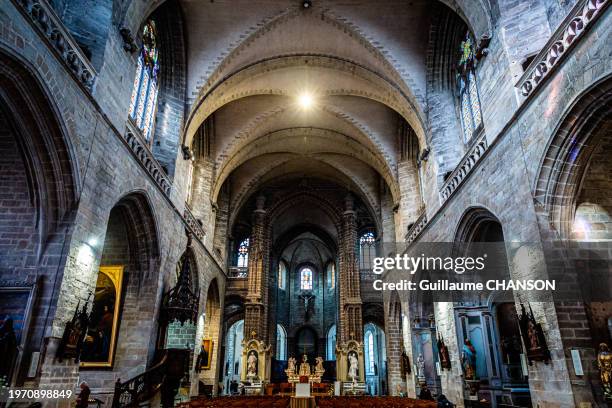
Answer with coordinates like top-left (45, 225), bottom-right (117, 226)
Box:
top-left (300, 267), bottom-right (313, 290)
top-left (326, 325), bottom-right (337, 360)
top-left (359, 232), bottom-right (376, 271)
top-left (223, 320), bottom-right (244, 394)
top-left (276, 324), bottom-right (287, 360)
top-left (237, 238), bottom-right (249, 268)
top-left (326, 262), bottom-right (335, 290)
top-left (457, 32), bottom-right (483, 142)
top-left (128, 20), bottom-right (160, 142)
top-left (278, 261), bottom-right (286, 290)
top-left (365, 330), bottom-right (375, 374)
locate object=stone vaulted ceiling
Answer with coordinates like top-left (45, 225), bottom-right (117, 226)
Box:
top-left (178, 0), bottom-right (477, 230)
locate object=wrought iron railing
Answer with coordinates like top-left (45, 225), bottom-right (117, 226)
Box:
top-left (228, 266), bottom-right (248, 278)
top-left (112, 352), bottom-right (168, 408)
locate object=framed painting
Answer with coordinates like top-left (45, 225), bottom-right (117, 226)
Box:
top-left (197, 338), bottom-right (213, 370)
top-left (80, 266), bottom-right (124, 368)
top-left (0, 280), bottom-right (38, 386)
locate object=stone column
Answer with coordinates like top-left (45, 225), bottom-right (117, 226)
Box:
top-left (189, 159), bottom-right (216, 248)
top-left (338, 194), bottom-right (363, 344)
top-left (244, 194), bottom-right (270, 345)
top-left (384, 299), bottom-right (405, 396)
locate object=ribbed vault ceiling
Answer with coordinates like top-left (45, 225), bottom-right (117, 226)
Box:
top-left (178, 0), bottom-right (480, 230)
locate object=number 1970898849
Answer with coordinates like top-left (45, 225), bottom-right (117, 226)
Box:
top-left (5, 389), bottom-right (73, 400)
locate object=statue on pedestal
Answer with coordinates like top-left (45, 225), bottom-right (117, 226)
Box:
top-left (247, 351), bottom-right (258, 378)
top-left (299, 354), bottom-right (311, 376)
top-left (348, 352), bottom-right (358, 380)
top-left (315, 356), bottom-right (325, 376)
top-left (461, 339), bottom-right (477, 380)
top-left (416, 353), bottom-right (426, 386)
top-left (287, 357), bottom-right (296, 373)
top-left (598, 343), bottom-right (612, 401)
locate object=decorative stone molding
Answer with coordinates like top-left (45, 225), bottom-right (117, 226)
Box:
top-left (122, 122), bottom-right (172, 196)
top-left (405, 211), bottom-right (428, 244)
top-left (516, 0), bottom-right (609, 98)
top-left (184, 204), bottom-right (205, 241)
top-left (12, 0), bottom-right (96, 89)
top-left (440, 133), bottom-right (488, 203)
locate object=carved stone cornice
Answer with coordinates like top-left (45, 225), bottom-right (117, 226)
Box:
top-left (405, 211), bottom-right (428, 244)
top-left (440, 132), bottom-right (488, 203)
top-left (516, 0), bottom-right (609, 99)
top-left (184, 204), bottom-right (205, 241)
top-left (11, 0), bottom-right (96, 90)
top-left (122, 121), bottom-right (172, 197)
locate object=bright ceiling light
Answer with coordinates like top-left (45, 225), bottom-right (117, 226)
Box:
top-left (298, 92), bottom-right (314, 109)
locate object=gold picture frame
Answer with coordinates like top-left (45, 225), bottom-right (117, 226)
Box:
top-left (198, 338), bottom-right (213, 370)
top-left (80, 265), bottom-right (124, 368)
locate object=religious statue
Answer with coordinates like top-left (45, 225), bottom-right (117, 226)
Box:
top-left (416, 354), bottom-right (425, 379)
top-left (518, 303), bottom-right (550, 363)
top-left (348, 352), bottom-right (358, 380)
top-left (247, 351), bottom-right (258, 378)
top-left (437, 335), bottom-right (451, 370)
top-left (299, 293), bottom-right (315, 321)
top-left (287, 357), bottom-right (297, 373)
top-left (461, 339), bottom-right (477, 381)
top-left (400, 349), bottom-right (411, 376)
top-left (598, 343), bottom-right (612, 401)
top-left (0, 316), bottom-right (17, 384)
top-left (299, 354), bottom-right (311, 376)
top-left (315, 357), bottom-right (324, 371)
top-left (315, 356), bottom-right (324, 372)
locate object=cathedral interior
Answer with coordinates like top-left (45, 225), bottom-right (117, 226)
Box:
top-left (0, 0), bottom-right (610, 407)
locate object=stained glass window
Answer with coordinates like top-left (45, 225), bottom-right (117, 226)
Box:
top-left (237, 238), bottom-right (249, 268)
top-left (359, 231), bottom-right (376, 271)
top-left (300, 267), bottom-right (313, 290)
top-left (129, 20), bottom-right (160, 142)
top-left (457, 33), bottom-right (483, 142)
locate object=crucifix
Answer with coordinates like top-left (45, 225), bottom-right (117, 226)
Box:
top-left (299, 293), bottom-right (315, 320)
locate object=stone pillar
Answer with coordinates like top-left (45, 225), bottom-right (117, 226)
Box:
top-left (434, 301), bottom-right (465, 407)
top-left (189, 159), bottom-right (216, 248)
top-left (244, 194), bottom-right (270, 346)
top-left (384, 299), bottom-right (405, 396)
top-left (336, 194), bottom-right (365, 384)
top-left (338, 194), bottom-right (363, 344)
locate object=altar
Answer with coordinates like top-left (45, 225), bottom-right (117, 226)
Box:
top-left (285, 355), bottom-right (326, 384)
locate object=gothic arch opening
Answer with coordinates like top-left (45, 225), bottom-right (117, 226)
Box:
top-left (0, 49), bottom-right (78, 386)
top-left (80, 192), bottom-right (160, 393)
top-left (452, 207), bottom-right (531, 406)
top-left (198, 279), bottom-right (222, 395)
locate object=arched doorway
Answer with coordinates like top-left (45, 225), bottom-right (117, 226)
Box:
top-left (80, 192), bottom-right (160, 392)
top-left (453, 208), bottom-right (531, 406)
top-left (0, 49), bottom-right (77, 387)
top-left (197, 279), bottom-right (221, 396)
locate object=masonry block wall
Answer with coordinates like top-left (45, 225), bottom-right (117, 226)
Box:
top-left (0, 1), bottom-right (225, 400)
top-left (0, 109), bottom-right (38, 275)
